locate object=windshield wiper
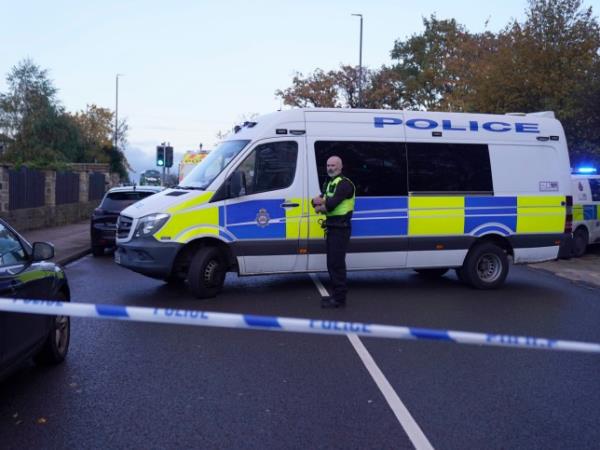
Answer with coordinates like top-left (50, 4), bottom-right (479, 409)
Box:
top-left (174, 185), bottom-right (205, 190)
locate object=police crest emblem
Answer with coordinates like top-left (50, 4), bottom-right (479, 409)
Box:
top-left (256, 208), bottom-right (270, 227)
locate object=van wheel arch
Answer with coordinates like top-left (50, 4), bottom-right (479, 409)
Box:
top-left (467, 234), bottom-right (513, 258)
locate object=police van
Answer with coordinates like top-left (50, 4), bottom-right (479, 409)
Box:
top-left (570, 168), bottom-right (600, 256)
top-left (115, 108), bottom-right (572, 297)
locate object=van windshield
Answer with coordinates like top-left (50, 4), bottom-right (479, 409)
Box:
top-left (179, 140), bottom-right (250, 189)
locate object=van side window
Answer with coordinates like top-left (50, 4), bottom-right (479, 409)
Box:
top-left (236, 141), bottom-right (298, 196)
top-left (589, 179), bottom-right (600, 201)
top-left (314, 141), bottom-right (407, 196)
top-left (407, 143), bottom-right (493, 194)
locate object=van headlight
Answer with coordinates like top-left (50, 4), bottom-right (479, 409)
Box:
top-left (134, 213), bottom-right (170, 238)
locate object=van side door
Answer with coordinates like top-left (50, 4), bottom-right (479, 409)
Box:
top-left (221, 138), bottom-right (307, 274)
top-left (588, 178), bottom-right (600, 242)
top-left (306, 139), bottom-right (409, 271)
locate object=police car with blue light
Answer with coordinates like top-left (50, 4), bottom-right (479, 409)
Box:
top-left (570, 166), bottom-right (600, 256)
top-left (115, 108), bottom-right (572, 297)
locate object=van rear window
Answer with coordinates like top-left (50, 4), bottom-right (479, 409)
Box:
top-left (407, 143), bottom-right (493, 194)
top-left (101, 191), bottom-right (157, 211)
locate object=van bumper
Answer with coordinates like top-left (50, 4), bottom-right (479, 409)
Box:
top-left (115, 240), bottom-right (182, 279)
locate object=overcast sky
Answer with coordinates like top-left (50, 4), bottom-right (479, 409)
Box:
top-left (4, 0), bottom-right (595, 178)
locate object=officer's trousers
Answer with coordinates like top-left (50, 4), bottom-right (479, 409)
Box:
top-left (326, 226), bottom-right (351, 302)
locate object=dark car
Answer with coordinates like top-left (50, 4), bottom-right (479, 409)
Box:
top-left (0, 219), bottom-right (71, 380)
top-left (91, 186), bottom-right (162, 256)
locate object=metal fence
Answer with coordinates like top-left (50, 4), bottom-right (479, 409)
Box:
top-left (88, 172), bottom-right (106, 201)
top-left (8, 167), bottom-right (46, 210)
top-left (55, 171), bottom-right (80, 205)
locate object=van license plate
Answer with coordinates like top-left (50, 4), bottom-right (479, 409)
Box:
top-left (114, 250), bottom-right (121, 264)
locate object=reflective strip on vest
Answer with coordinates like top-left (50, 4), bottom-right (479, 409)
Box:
top-left (325, 176), bottom-right (356, 217)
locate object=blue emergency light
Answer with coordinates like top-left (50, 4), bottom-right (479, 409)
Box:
top-left (574, 167), bottom-right (597, 174)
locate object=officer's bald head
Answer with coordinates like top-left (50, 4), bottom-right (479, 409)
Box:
top-left (326, 156), bottom-right (343, 177)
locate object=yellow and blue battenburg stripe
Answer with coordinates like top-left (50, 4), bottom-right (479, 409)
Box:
top-left (464, 196), bottom-right (517, 236)
top-left (573, 204), bottom-right (599, 221)
top-left (157, 193), bottom-right (565, 244)
top-left (352, 197), bottom-right (408, 237)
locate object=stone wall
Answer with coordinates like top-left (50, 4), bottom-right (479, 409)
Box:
top-left (0, 163), bottom-right (120, 231)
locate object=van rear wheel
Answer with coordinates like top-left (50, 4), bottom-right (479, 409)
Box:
top-left (462, 242), bottom-right (508, 289)
top-left (188, 247), bottom-right (226, 298)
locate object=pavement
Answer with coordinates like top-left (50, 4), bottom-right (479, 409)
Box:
top-left (22, 220), bottom-right (91, 266)
top-left (20, 220), bottom-right (600, 287)
top-left (530, 245), bottom-right (600, 288)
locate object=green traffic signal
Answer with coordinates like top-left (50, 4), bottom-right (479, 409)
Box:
top-left (156, 145), bottom-right (165, 167)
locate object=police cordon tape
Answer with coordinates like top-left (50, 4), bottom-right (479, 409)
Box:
top-left (1, 298), bottom-right (600, 354)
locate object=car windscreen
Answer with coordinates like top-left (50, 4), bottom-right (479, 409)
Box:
top-left (100, 191), bottom-right (157, 212)
top-left (179, 140), bottom-right (250, 189)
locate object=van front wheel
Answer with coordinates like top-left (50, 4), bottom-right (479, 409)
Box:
top-left (462, 242), bottom-right (508, 289)
top-left (188, 247), bottom-right (227, 298)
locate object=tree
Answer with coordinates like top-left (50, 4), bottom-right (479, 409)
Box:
top-left (390, 16), bottom-right (477, 111)
top-left (463, 0), bottom-right (600, 163)
top-left (0, 58), bottom-right (59, 139)
top-left (0, 60), bottom-right (132, 175)
top-left (276, 65), bottom-right (409, 109)
top-left (275, 69), bottom-right (339, 107)
top-left (71, 104), bottom-right (131, 177)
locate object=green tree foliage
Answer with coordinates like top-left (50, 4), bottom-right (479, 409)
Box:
top-left (453, 0), bottom-right (600, 163)
top-left (0, 59), bottom-right (131, 176)
top-left (71, 104), bottom-right (130, 177)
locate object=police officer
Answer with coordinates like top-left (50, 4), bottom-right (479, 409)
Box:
top-left (312, 156), bottom-right (355, 308)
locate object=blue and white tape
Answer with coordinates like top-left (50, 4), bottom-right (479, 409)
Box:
top-left (1, 298), bottom-right (599, 354)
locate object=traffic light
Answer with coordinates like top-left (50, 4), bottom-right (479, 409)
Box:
top-left (165, 146), bottom-right (173, 168)
top-left (156, 145), bottom-right (165, 167)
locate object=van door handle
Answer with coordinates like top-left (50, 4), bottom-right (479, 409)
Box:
top-left (280, 202), bottom-right (299, 208)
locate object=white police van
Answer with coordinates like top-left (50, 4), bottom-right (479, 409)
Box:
top-left (115, 108), bottom-right (572, 297)
top-left (570, 168), bottom-right (600, 256)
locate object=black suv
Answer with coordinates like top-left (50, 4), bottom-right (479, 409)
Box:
top-left (0, 219), bottom-right (71, 380)
top-left (91, 186), bottom-right (162, 256)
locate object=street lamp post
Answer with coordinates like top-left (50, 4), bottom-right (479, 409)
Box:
top-left (115, 74), bottom-right (123, 150)
top-left (352, 13), bottom-right (363, 108)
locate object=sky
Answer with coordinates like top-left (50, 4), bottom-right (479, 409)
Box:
top-left (2, 0), bottom-right (598, 179)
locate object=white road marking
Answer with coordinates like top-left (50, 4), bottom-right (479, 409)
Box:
top-left (309, 273), bottom-right (329, 297)
top-left (309, 273), bottom-right (434, 450)
top-left (347, 334), bottom-right (434, 450)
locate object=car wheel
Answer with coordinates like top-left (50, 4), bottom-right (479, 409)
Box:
top-left (92, 245), bottom-right (104, 257)
top-left (572, 228), bottom-right (588, 258)
top-left (188, 247), bottom-right (227, 298)
top-left (414, 268), bottom-right (449, 278)
top-left (34, 292), bottom-right (70, 365)
top-left (461, 242), bottom-right (509, 289)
